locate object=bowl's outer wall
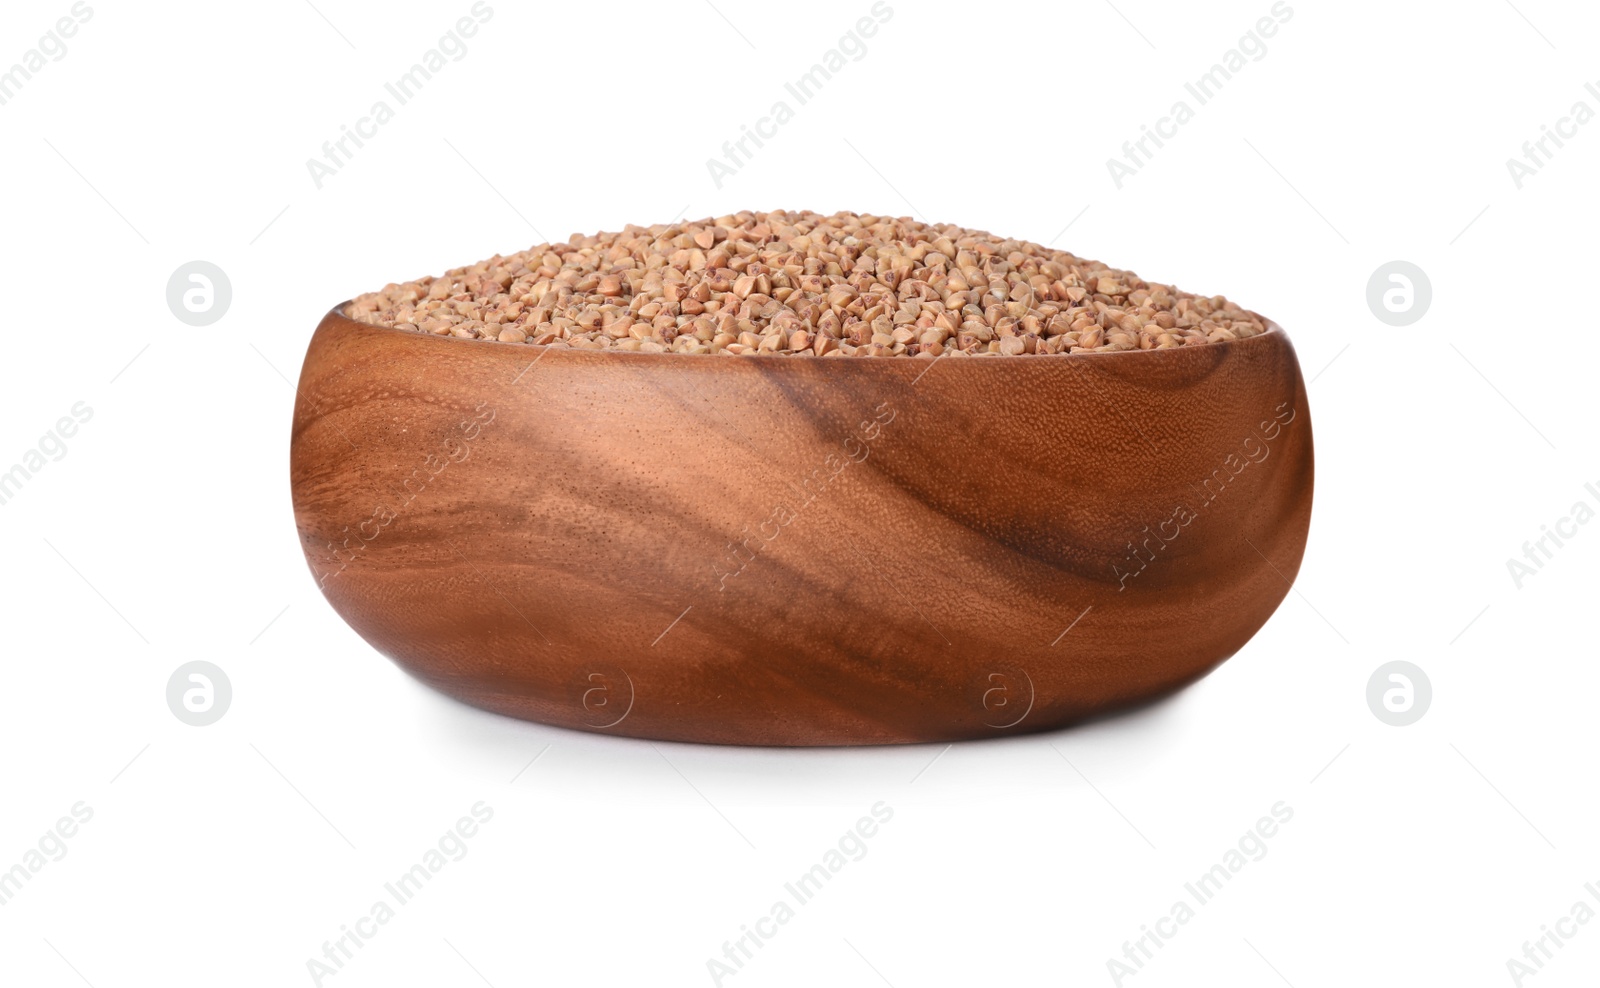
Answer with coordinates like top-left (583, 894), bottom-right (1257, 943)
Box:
top-left (291, 310), bottom-right (1314, 745)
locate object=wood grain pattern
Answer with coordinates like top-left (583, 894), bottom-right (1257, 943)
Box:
top-left (291, 307), bottom-right (1314, 745)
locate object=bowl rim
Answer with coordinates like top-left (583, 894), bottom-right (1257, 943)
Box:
top-left (322, 302), bottom-right (1287, 364)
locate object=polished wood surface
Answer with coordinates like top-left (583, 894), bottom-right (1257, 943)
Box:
top-left (291, 307), bottom-right (1314, 745)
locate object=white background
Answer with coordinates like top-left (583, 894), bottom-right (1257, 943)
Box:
top-left (2, 0), bottom-right (1596, 985)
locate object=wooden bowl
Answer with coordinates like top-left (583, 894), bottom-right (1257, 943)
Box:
top-left (291, 307), bottom-right (1313, 745)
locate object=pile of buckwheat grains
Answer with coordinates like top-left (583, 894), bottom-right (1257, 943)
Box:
top-left (345, 210), bottom-right (1268, 357)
